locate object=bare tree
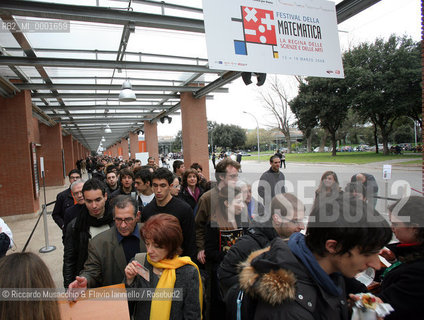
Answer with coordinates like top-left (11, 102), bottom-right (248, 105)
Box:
top-left (260, 76), bottom-right (294, 153)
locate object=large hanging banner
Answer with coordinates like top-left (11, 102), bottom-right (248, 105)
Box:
top-left (203, 0), bottom-right (344, 78)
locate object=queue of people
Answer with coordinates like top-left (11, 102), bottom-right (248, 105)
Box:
top-left (0, 153), bottom-right (423, 320)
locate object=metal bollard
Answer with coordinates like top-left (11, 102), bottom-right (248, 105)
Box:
top-left (39, 169), bottom-right (56, 253)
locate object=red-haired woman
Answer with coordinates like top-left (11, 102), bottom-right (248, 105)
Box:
top-left (179, 168), bottom-right (204, 210)
top-left (125, 214), bottom-right (203, 320)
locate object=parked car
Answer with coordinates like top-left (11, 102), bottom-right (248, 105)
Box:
top-left (313, 147), bottom-right (330, 152)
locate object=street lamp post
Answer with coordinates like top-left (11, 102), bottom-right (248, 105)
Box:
top-left (407, 117), bottom-right (418, 147)
top-left (243, 111), bottom-right (260, 161)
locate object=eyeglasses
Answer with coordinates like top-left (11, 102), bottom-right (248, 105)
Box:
top-left (73, 191), bottom-right (83, 196)
top-left (114, 217), bottom-right (135, 224)
top-left (282, 218), bottom-right (307, 226)
top-left (226, 174), bottom-right (239, 179)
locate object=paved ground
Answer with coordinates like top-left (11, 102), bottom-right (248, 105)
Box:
top-left (2, 159), bottom-right (421, 289)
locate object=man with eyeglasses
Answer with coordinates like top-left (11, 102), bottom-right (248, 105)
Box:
top-left (62, 179), bottom-right (85, 237)
top-left (68, 195), bottom-right (145, 290)
top-left (195, 158), bottom-right (241, 264)
top-left (52, 169), bottom-right (81, 232)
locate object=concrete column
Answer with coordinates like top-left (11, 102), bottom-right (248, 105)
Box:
top-left (39, 123), bottom-right (65, 187)
top-left (0, 91), bottom-right (40, 216)
top-left (180, 92), bottom-right (209, 179)
top-left (129, 132), bottom-right (139, 159)
top-left (62, 135), bottom-right (74, 175)
top-left (144, 121), bottom-right (159, 165)
top-left (121, 137), bottom-right (129, 160)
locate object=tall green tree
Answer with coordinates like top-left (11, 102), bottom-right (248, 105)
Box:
top-left (344, 35), bottom-right (421, 154)
top-left (290, 90), bottom-right (319, 152)
top-left (208, 121), bottom-right (218, 152)
top-left (172, 130), bottom-right (183, 152)
top-left (212, 124), bottom-right (246, 150)
top-left (290, 77), bottom-right (349, 156)
top-left (245, 128), bottom-right (275, 150)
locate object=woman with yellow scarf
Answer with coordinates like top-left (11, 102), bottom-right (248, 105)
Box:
top-left (125, 214), bottom-right (202, 319)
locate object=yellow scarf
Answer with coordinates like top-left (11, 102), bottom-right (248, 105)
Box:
top-left (147, 254), bottom-right (203, 320)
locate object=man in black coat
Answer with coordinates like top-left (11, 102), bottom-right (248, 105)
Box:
top-left (257, 155), bottom-right (285, 207)
top-left (63, 179), bottom-right (113, 288)
top-left (52, 169), bottom-right (81, 233)
top-left (141, 168), bottom-right (196, 261)
top-left (63, 179), bottom-right (85, 237)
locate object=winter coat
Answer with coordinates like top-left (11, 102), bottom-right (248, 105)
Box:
top-left (239, 238), bottom-right (348, 320)
top-left (127, 260), bottom-right (201, 320)
top-left (195, 187), bottom-right (219, 251)
top-left (52, 188), bottom-right (75, 230)
top-left (179, 186), bottom-right (204, 210)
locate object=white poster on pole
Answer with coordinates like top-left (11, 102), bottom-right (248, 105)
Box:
top-left (203, 0), bottom-right (344, 78)
top-left (40, 156), bottom-right (45, 175)
top-left (383, 165), bottom-right (392, 180)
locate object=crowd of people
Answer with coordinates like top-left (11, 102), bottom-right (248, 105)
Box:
top-left (0, 153), bottom-right (423, 320)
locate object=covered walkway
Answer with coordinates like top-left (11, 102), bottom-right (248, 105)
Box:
top-left (0, 0), bottom-right (386, 218)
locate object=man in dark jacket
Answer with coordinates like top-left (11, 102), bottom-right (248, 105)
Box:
top-left (351, 173), bottom-right (379, 208)
top-left (52, 169), bottom-right (81, 232)
top-left (63, 179), bottom-right (113, 288)
top-left (141, 168), bottom-right (196, 261)
top-left (239, 196), bottom-right (392, 320)
top-left (105, 170), bottom-right (119, 196)
top-left (257, 155), bottom-right (285, 208)
top-left (68, 195), bottom-right (146, 289)
top-left (63, 179), bottom-right (85, 236)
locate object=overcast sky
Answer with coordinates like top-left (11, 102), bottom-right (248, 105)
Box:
top-left (157, 0), bottom-right (421, 137)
